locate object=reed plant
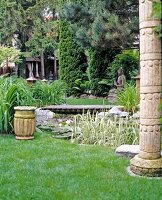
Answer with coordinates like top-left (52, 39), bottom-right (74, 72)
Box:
top-left (0, 77), bottom-right (20, 134)
top-left (0, 77), bottom-right (66, 134)
top-left (31, 80), bottom-right (66, 106)
top-left (71, 111), bottom-right (139, 147)
top-left (116, 83), bottom-right (140, 114)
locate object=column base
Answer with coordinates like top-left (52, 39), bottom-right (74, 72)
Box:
top-left (130, 155), bottom-right (162, 177)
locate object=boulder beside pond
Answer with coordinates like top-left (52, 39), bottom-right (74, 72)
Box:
top-left (36, 108), bottom-right (55, 125)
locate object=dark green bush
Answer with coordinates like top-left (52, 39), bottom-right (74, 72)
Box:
top-left (87, 48), bottom-right (118, 96)
top-left (110, 50), bottom-right (139, 83)
top-left (73, 79), bottom-right (91, 96)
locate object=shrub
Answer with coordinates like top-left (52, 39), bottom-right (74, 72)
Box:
top-left (71, 111), bottom-right (139, 147)
top-left (110, 50), bottom-right (139, 83)
top-left (160, 102), bottom-right (162, 133)
top-left (73, 79), bottom-right (91, 96)
top-left (152, 1), bottom-right (162, 38)
top-left (87, 48), bottom-right (118, 96)
top-left (116, 83), bottom-right (140, 114)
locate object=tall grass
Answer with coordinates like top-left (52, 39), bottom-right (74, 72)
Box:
top-left (0, 77), bottom-right (20, 133)
top-left (31, 80), bottom-right (66, 106)
top-left (0, 77), bottom-right (66, 134)
top-left (116, 83), bottom-right (140, 113)
top-left (71, 111), bottom-right (139, 147)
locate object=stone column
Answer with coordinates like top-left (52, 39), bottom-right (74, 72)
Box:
top-left (27, 62), bottom-right (33, 78)
top-left (35, 62), bottom-right (40, 78)
top-left (41, 51), bottom-right (45, 79)
top-left (130, 0), bottom-right (162, 176)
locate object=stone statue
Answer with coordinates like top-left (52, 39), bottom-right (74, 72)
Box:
top-left (107, 68), bottom-right (126, 103)
top-left (114, 68), bottom-right (126, 89)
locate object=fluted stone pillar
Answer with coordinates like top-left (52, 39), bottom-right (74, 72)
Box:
top-left (36, 62), bottom-right (40, 78)
top-left (27, 62), bottom-right (33, 78)
top-left (130, 0), bottom-right (162, 176)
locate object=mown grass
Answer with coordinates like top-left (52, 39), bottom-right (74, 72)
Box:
top-left (66, 98), bottom-right (111, 105)
top-left (0, 132), bottom-right (161, 200)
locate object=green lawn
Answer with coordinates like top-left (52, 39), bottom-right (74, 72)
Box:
top-left (0, 132), bottom-right (161, 200)
top-left (65, 98), bottom-right (111, 105)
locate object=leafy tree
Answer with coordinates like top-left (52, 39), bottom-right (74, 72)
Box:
top-left (0, 0), bottom-right (59, 51)
top-left (0, 0), bottom-right (36, 48)
top-left (0, 0), bottom-right (60, 77)
top-left (60, 0), bottom-right (139, 96)
top-left (25, 0), bottom-right (60, 56)
top-left (0, 46), bottom-right (21, 66)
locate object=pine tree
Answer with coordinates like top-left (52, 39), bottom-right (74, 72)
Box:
top-left (61, 0), bottom-right (139, 50)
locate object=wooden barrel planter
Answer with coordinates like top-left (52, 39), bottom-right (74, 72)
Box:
top-left (14, 106), bottom-right (36, 140)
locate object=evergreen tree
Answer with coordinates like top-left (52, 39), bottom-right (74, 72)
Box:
top-left (59, 0), bottom-right (88, 96)
top-left (61, 0), bottom-right (139, 50)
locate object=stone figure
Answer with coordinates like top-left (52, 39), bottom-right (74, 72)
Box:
top-left (114, 68), bottom-right (126, 89)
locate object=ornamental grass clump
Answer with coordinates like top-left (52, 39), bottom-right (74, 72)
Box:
top-left (116, 83), bottom-right (140, 114)
top-left (28, 80), bottom-right (66, 106)
top-left (71, 111), bottom-right (139, 147)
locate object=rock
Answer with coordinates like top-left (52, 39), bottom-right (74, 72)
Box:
top-left (53, 133), bottom-right (72, 140)
top-left (67, 95), bottom-right (75, 99)
top-left (107, 88), bottom-right (118, 103)
top-left (132, 111), bottom-right (140, 119)
top-left (115, 145), bottom-right (139, 158)
top-left (97, 112), bottom-right (109, 118)
top-left (38, 125), bottom-right (55, 131)
top-left (119, 111), bottom-right (129, 117)
top-left (116, 145), bottom-right (162, 158)
top-left (36, 108), bottom-right (55, 125)
top-left (109, 106), bottom-right (122, 115)
top-left (88, 95), bottom-right (97, 99)
top-left (80, 94), bottom-right (89, 98)
top-left (108, 106), bottom-right (129, 118)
